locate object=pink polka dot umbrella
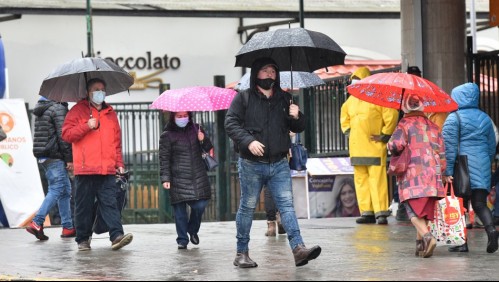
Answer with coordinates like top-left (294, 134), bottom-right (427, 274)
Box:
top-left (150, 86), bottom-right (237, 112)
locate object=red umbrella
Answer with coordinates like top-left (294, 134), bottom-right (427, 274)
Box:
top-left (150, 86), bottom-right (237, 112)
top-left (346, 72), bottom-right (458, 113)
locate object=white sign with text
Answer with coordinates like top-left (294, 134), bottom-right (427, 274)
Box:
top-left (0, 99), bottom-right (44, 227)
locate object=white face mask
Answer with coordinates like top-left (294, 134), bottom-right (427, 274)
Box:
top-left (351, 79), bottom-right (360, 85)
top-left (91, 90), bottom-right (106, 105)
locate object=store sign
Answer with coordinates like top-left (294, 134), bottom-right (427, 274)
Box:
top-left (96, 51), bottom-right (182, 90)
top-left (97, 51), bottom-right (181, 70)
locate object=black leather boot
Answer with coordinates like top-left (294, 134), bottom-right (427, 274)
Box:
top-left (377, 216), bottom-right (388, 225)
top-left (448, 242), bottom-right (469, 253)
top-left (486, 226), bottom-right (498, 253)
top-left (233, 252), bottom-right (258, 268)
top-left (356, 215), bottom-right (376, 224)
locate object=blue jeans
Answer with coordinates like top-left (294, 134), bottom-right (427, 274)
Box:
top-left (236, 158), bottom-right (303, 253)
top-left (74, 175), bottom-right (124, 243)
top-left (173, 199), bottom-right (209, 246)
top-left (33, 160), bottom-right (73, 229)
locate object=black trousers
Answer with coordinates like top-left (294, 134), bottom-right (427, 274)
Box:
top-left (74, 175), bottom-right (124, 243)
top-left (463, 189), bottom-right (495, 228)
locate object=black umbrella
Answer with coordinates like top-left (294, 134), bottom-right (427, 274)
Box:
top-left (39, 57), bottom-right (134, 102)
top-left (235, 27), bottom-right (346, 72)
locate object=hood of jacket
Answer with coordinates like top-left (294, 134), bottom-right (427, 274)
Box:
top-left (451, 82), bottom-right (479, 110)
top-left (249, 57), bottom-right (282, 92)
top-left (33, 100), bottom-right (56, 117)
top-left (351, 67), bottom-right (371, 80)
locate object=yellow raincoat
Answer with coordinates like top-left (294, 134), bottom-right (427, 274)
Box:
top-left (340, 67), bottom-right (399, 218)
top-left (341, 97), bottom-right (399, 165)
top-left (426, 112), bottom-right (448, 132)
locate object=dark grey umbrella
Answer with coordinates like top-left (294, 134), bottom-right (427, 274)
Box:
top-left (235, 27), bottom-right (346, 72)
top-left (39, 57), bottom-right (134, 102)
top-left (236, 71), bottom-right (325, 90)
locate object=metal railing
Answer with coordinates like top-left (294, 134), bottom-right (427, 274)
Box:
top-left (303, 66), bottom-right (401, 157)
top-left (30, 67), bottom-right (405, 224)
top-left (112, 102), bottom-right (222, 223)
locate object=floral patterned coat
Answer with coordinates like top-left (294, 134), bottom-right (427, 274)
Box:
top-left (387, 113), bottom-right (447, 202)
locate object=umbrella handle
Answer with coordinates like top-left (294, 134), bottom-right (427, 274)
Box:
top-left (400, 88), bottom-right (406, 110)
top-left (89, 103), bottom-right (93, 118)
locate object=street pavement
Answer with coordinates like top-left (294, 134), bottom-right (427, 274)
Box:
top-left (0, 217), bottom-right (497, 281)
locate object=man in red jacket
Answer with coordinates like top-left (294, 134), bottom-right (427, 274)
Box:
top-left (62, 78), bottom-right (133, 251)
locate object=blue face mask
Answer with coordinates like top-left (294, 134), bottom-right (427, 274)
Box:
top-left (175, 117), bottom-right (189, 128)
top-left (91, 90), bottom-right (106, 105)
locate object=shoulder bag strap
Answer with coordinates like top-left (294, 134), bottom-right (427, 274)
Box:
top-left (193, 123), bottom-right (209, 154)
top-left (455, 112), bottom-right (461, 156)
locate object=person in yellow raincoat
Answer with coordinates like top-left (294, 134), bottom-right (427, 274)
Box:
top-left (340, 67), bottom-right (399, 224)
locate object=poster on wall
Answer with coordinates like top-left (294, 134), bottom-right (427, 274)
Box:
top-left (306, 157), bottom-right (354, 176)
top-left (307, 157), bottom-right (359, 218)
top-left (0, 99), bottom-right (44, 228)
top-left (308, 175), bottom-right (360, 218)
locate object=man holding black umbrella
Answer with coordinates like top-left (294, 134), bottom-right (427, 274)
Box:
top-left (62, 78), bottom-right (133, 251)
top-left (225, 57), bottom-right (321, 268)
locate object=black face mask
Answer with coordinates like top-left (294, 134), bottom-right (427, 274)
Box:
top-left (256, 78), bottom-right (275, 90)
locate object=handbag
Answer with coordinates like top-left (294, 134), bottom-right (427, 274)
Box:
top-left (289, 133), bottom-right (307, 171)
top-left (429, 183), bottom-right (467, 246)
top-left (194, 125), bottom-right (218, 171)
top-left (202, 149), bottom-right (219, 171)
top-left (453, 113), bottom-right (471, 198)
top-left (387, 147), bottom-right (411, 176)
top-left (0, 125), bottom-right (6, 142)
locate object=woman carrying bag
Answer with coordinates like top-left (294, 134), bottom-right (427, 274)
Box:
top-left (387, 94), bottom-right (446, 258)
top-left (442, 83), bottom-right (498, 253)
top-left (159, 111), bottom-right (213, 249)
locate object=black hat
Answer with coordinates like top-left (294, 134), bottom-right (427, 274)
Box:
top-left (407, 66), bottom-right (422, 76)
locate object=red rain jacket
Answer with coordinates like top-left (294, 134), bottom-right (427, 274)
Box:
top-left (62, 100), bottom-right (124, 175)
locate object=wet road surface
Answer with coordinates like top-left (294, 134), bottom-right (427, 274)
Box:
top-left (0, 217), bottom-right (497, 281)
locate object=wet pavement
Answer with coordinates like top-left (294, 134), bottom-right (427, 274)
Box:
top-left (0, 217), bottom-right (498, 281)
